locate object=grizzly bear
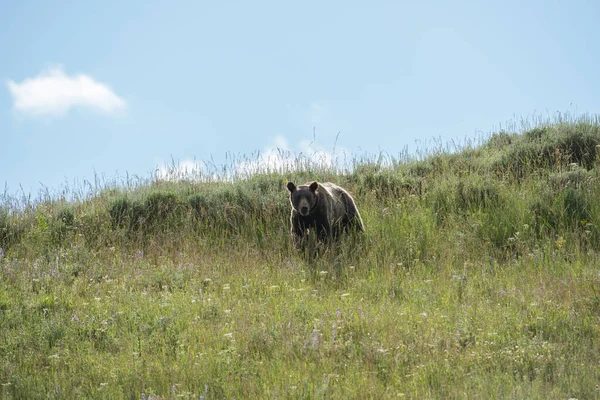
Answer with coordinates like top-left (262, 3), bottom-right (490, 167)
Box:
top-left (286, 181), bottom-right (364, 245)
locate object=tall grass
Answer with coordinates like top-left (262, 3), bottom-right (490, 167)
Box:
top-left (1, 114), bottom-right (600, 398)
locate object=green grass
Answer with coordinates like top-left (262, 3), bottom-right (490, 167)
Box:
top-left (2, 114), bottom-right (600, 398)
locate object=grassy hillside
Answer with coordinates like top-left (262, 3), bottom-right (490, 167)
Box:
top-left (2, 116), bottom-right (600, 398)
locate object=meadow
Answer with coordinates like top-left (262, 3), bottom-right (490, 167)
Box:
top-left (2, 115), bottom-right (600, 398)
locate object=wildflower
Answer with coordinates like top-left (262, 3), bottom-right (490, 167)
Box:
top-left (311, 328), bottom-right (319, 347)
top-left (452, 271), bottom-right (467, 282)
top-left (0, 248), bottom-right (4, 258)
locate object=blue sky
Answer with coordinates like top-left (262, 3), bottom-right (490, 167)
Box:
top-left (2, 0), bottom-right (600, 195)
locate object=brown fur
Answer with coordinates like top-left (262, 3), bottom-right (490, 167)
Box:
top-left (286, 181), bottom-right (364, 245)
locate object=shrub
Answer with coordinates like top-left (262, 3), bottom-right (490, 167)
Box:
top-left (529, 183), bottom-right (594, 238)
top-left (548, 168), bottom-right (594, 191)
top-left (109, 197), bottom-right (145, 231)
top-left (0, 207), bottom-right (8, 248)
top-left (405, 160), bottom-right (433, 178)
top-left (56, 208), bottom-right (75, 227)
top-left (144, 191), bottom-right (181, 227)
top-left (491, 124), bottom-right (600, 179)
top-left (187, 184), bottom-right (278, 234)
top-left (531, 197), bottom-right (559, 236)
top-left (109, 197), bottom-right (133, 229)
top-left (429, 177), bottom-right (501, 224)
top-left (429, 182), bottom-right (454, 225)
top-left (562, 187), bottom-right (591, 227)
top-left (351, 165), bottom-right (420, 200)
top-left (477, 202), bottom-right (521, 252)
top-left (188, 193), bottom-right (211, 221)
top-left (486, 131), bottom-right (516, 149)
top-left (47, 207), bottom-right (76, 245)
top-left (456, 179), bottom-right (500, 212)
top-left (523, 126), bottom-right (548, 141)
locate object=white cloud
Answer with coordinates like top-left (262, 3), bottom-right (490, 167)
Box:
top-left (298, 138), bottom-right (339, 167)
top-left (6, 66), bottom-right (126, 117)
top-left (153, 135), bottom-right (351, 183)
top-left (155, 159), bottom-right (203, 181)
top-left (235, 135), bottom-right (347, 178)
top-left (230, 136), bottom-right (292, 177)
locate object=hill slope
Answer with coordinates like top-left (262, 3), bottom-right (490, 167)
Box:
top-left (1, 117), bottom-right (600, 398)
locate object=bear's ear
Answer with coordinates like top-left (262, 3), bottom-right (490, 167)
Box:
top-left (287, 182), bottom-right (296, 192)
top-left (309, 181), bottom-right (318, 192)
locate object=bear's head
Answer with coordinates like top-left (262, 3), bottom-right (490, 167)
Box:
top-left (287, 181), bottom-right (319, 216)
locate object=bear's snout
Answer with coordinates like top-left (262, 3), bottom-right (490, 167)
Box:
top-left (300, 206), bottom-right (309, 215)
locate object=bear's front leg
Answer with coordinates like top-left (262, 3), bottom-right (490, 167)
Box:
top-left (316, 221), bottom-right (331, 242)
top-left (290, 213), bottom-right (307, 248)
